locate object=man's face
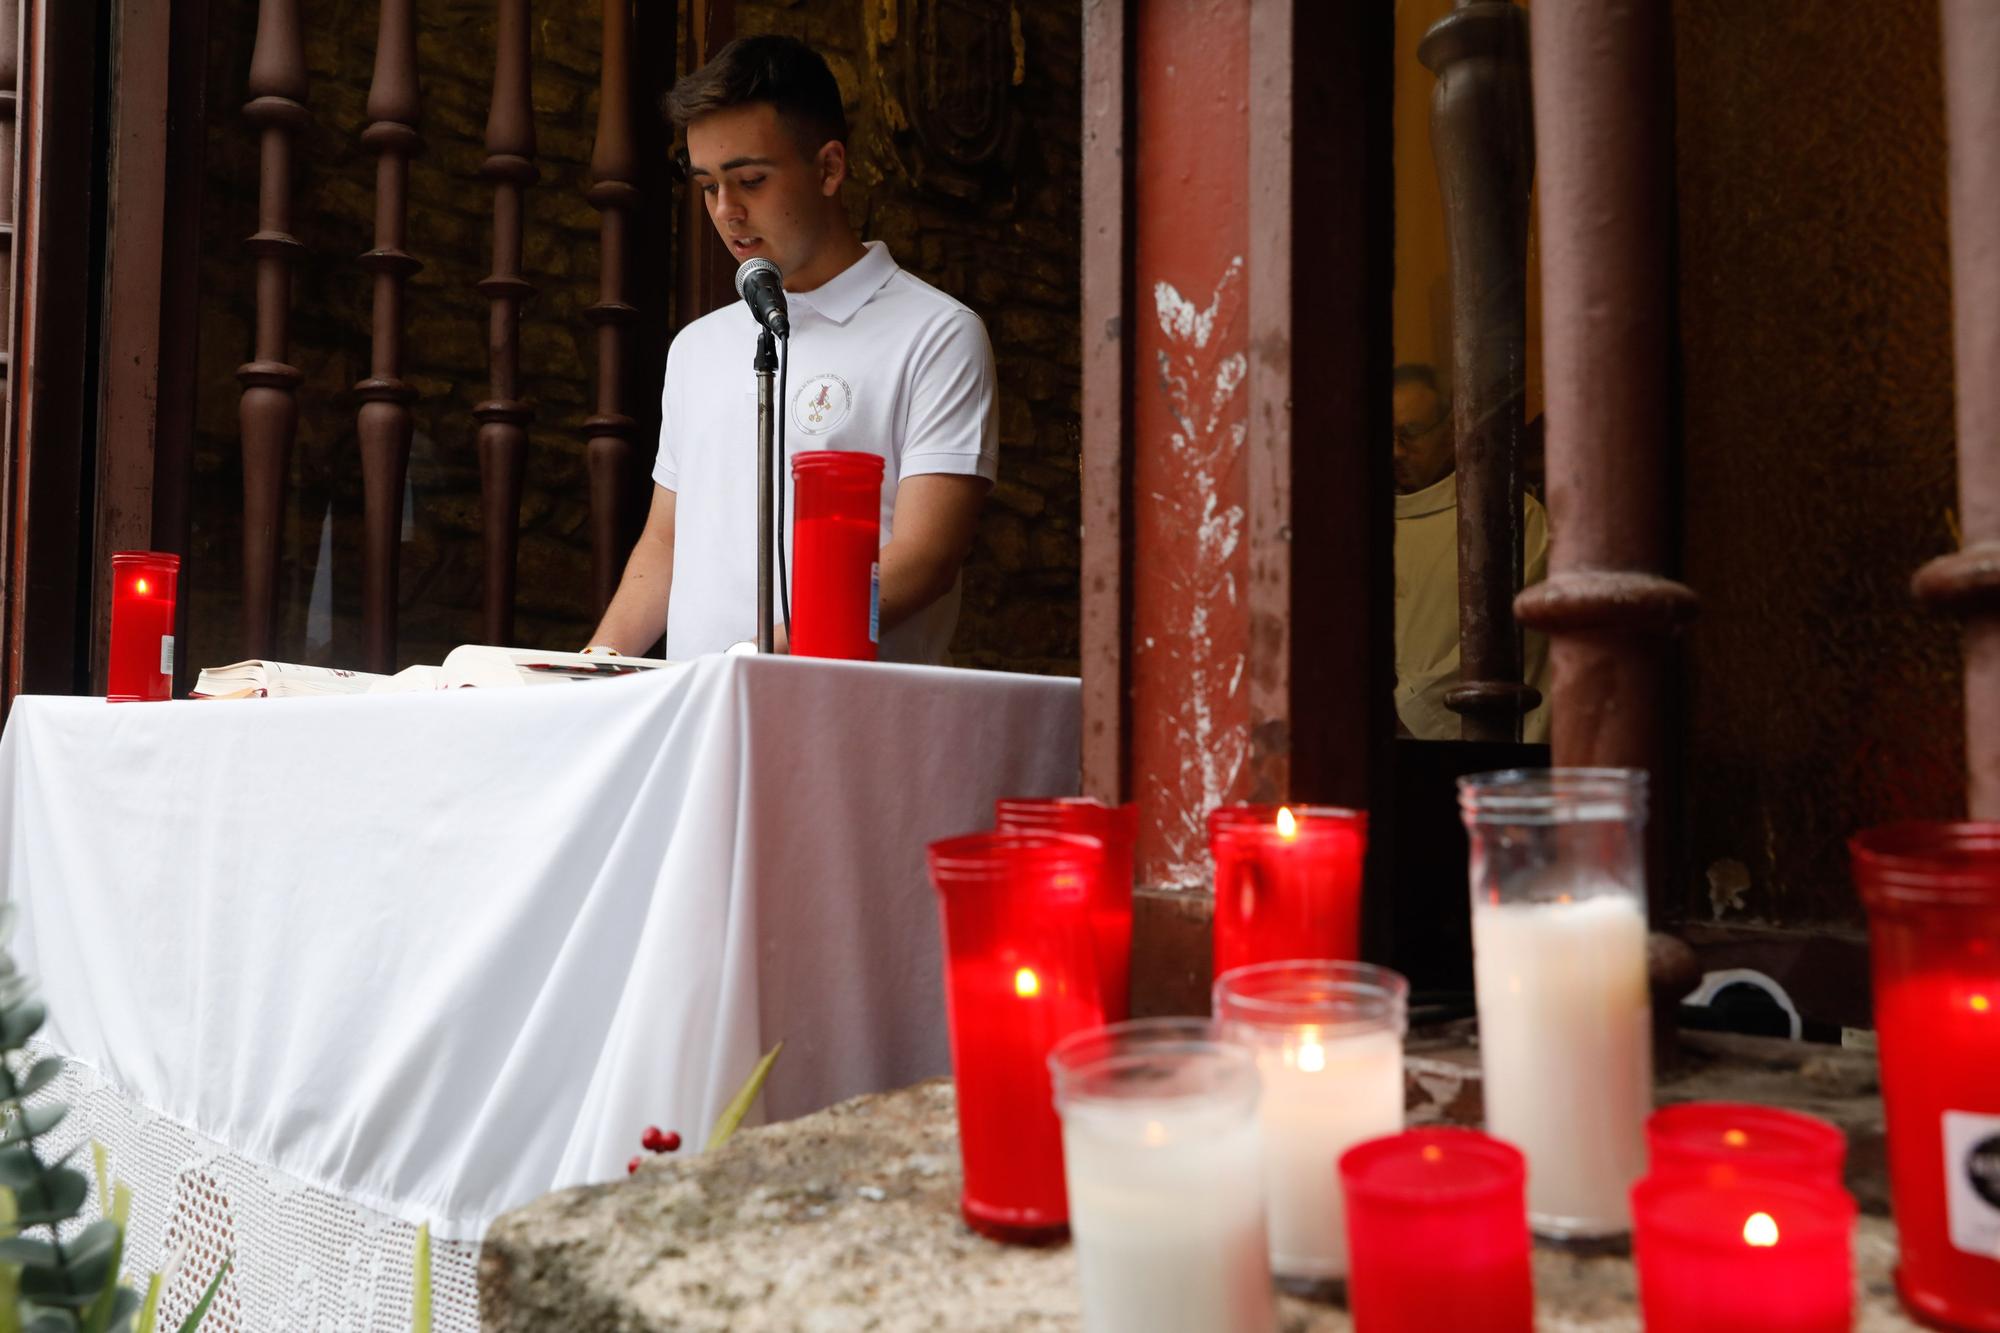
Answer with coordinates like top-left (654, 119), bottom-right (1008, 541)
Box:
top-left (1392, 381), bottom-right (1455, 495)
top-left (686, 103), bottom-right (840, 281)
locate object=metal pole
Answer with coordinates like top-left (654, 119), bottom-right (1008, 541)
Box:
top-left (755, 327), bottom-right (777, 653)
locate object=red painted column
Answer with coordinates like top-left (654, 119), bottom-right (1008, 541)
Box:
top-left (1128, 0), bottom-right (1255, 890)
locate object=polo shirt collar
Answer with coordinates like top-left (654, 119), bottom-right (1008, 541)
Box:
top-left (788, 241), bottom-right (898, 325)
top-left (1395, 471), bottom-right (1456, 519)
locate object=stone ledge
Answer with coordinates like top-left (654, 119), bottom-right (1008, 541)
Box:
top-left (481, 1047), bottom-right (1923, 1331)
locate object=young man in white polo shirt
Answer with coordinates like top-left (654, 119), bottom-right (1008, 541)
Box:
top-left (587, 35), bottom-right (997, 665)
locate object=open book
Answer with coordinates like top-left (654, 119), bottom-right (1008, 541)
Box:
top-left (191, 646), bottom-right (677, 699)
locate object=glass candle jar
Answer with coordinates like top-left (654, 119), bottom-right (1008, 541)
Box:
top-left (1208, 804), bottom-right (1367, 979)
top-left (108, 551), bottom-right (180, 702)
top-left (1459, 768), bottom-right (1652, 1240)
top-left (994, 797), bottom-right (1138, 1021)
top-left (1631, 1175), bottom-right (1855, 1333)
top-left (1852, 821), bottom-right (2000, 1330)
top-left (790, 450), bottom-right (883, 661)
top-left (927, 831), bottom-right (1109, 1242)
top-left (1339, 1128), bottom-right (1534, 1333)
top-left (1646, 1102), bottom-right (1846, 1191)
top-left (1213, 959), bottom-right (1407, 1287)
top-left (1050, 1020), bottom-right (1274, 1333)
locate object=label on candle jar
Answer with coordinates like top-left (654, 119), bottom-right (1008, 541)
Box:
top-left (160, 636), bottom-right (174, 676)
top-left (1942, 1111), bottom-right (2000, 1260)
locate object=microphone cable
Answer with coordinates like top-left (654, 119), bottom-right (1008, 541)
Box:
top-left (776, 330), bottom-right (793, 645)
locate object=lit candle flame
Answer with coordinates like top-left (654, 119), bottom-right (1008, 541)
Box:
top-left (1296, 1039), bottom-right (1325, 1073)
top-left (1743, 1212), bottom-right (1779, 1247)
top-left (1014, 967), bottom-right (1040, 998)
top-left (1276, 806), bottom-right (1298, 839)
top-left (1421, 1144), bottom-right (1444, 1164)
top-left (1973, 994), bottom-right (1991, 1014)
top-left (1143, 1120), bottom-right (1169, 1147)
top-left (135, 578), bottom-right (150, 595)
top-left (1723, 1129), bottom-right (1749, 1148)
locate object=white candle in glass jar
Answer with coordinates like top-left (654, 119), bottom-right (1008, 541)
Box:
top-left (1054, 1022), bottom-right (1275, 1333)
top-left (1472, 891), bottom-right (1652, 1237)
top-left (1252, 1027), bottom-right (1402, 1280)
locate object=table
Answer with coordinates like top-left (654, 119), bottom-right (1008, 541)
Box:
top-left (0, 654), bottom-right (1079, 1328)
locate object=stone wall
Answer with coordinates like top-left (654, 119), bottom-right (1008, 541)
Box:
top-left (184, 0), bottom-right (1082, 676)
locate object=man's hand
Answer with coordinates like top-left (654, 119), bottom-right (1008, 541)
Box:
top-left (588, 485), bottom-right (677, 656)
top-left (877, 473), bottom-right (989, 633)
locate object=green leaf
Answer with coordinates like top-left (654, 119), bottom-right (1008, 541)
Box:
top-left (109, 1183), bottom-right (130, 1233)
top-left (89, 1145), bottom-right (107, 1221)
top-left (15, 1166), bottom-right (90, 1228)
top-left (410, 1223), bottom-right (430, 1333)
top-left (0, 1237), bottom-right (58, 1269)
top-left (705, 1042), bottom-right (783, 1152)
top-left (20, 1308), bottom-right (77, 1333)
top-left (17, 1061), bottom-right (62, 1102)
top-left (131, 1274), bottom-right (160, 1333)
top-left (0, 1104), bottom-right (66, 1148)
top-left (73, 1219), bottom-right (125, 1333)
top-left (0, 1146), bottom-right (44, 1193)
top-left (172, 1256), bottom-right (229, 1333)
top-left (0, 1000), bottom-right (48, 1050)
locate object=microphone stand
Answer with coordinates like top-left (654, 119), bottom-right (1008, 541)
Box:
top-left (754, 326), bottom-right (778, 653)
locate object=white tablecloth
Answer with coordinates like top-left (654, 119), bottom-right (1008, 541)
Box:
top-left (0, 654), bottom-right (1079, 1242)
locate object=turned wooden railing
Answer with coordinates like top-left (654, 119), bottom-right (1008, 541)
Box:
top-left (585, 0), bottom-right (639, 616)
top-left (1919, 0), bottom-right (2000, 818)
top-left (236, 0), bottom-right (307, 659)
top-left (1513, 0), bottom-right (1697, 778)
top-left (0, 0), bottom-right (17, 437)
top-left (356, 0), bottom-right (421, 673)
top-left (1420, 0), bottom-right (1539, 743)
top-left (476, 0), bottom-right (535, 646)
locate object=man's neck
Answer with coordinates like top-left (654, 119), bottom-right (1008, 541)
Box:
top-left (783, 231), bottom-right (870, 293)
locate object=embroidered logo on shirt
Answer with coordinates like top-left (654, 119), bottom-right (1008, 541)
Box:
top-left (793, 372), bottom-right (854, 436)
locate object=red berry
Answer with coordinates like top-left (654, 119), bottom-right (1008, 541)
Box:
top-left (626, 1155), bottom-right (642, 1175)
top-left (641, 1125), bottom-right (666, 1151)
top-left (660, 1130), bottom-right (681, 1153)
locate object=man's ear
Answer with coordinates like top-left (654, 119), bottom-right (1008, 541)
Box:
top-left (817, 140), bottom-right (848, 197)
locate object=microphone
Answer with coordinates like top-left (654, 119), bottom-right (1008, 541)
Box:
top-left (734, 257), bottom-right (790, 338)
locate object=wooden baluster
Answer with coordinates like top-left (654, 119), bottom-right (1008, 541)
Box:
top-left (1917, 1), bottom-right (2000, 816)
top-left (356, 0), bottom-right (420, 672)
top-left (236, 0), bottom-right (307, 659)
top-left (1420, 0), bottom-right (1538, 742)
top-left (477, 0), bottom-right (535, 645)
top-left (586, 0), bottom-right (638, 615)
top-left (0, 0), bottom-right (19, 428)
top-left (1512, 0), bottom-right (1697, 773)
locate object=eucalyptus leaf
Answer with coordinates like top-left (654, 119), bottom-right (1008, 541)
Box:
top-left (14, 1168), bottom-right (89, 1228)
top-left (705, 1042), bottom-right (783, 1152)
top-left (0, 1239), bottom-right (55, 1269)
top-left (0, 1149), bottom-right (42, 1194)
top-left (0, 1002), bottom-right (46, 1052)
top-left (15, 1065), bottom-right (60, 1105)
top-left (0, 1106), bottom-right (65, 1149)
top-left (173, 1257), bottom-right (229, 1333)
top-left (20, 1308), bottom-right (74, 1333)
top-left (72, 1220), bottom-right (123, 1331)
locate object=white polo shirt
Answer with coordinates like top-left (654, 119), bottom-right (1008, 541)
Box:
top-left (653, 241), bottom-right (998, 664)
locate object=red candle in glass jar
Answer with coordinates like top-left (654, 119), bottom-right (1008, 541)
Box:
top-left (1646, 1102), bottom-right (1846, 1191)
top-left (790, 450), bottom-right (883, 661)
top-left (1209, 804), bottom-right (1367, 978)
top-left (1338, 1128), bottom-right (1533, 1333)
top-left (993, 797), bottom-right (1136, 1021)
top-left (1631, 1175), bottom-right (1855, 1333)
top-left (1852, 821), bottom-right (2000, 1331)
top-left (927, 832), bottom-right (1108, 1243)
top-left (108, 551), bottom-right (180, 702)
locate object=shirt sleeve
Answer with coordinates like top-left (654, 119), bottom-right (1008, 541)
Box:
top-left (651, 336), bottom-right (683, 492)
top-left (899, 307), bottom-right (999, 483)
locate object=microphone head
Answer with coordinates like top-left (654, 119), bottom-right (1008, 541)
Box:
top-left (735, 256), bottom-right (781, 299)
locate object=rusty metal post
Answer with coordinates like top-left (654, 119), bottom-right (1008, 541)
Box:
top-left (1421, 0), bottom-right (1539, 742)
top-left (476, 0), bottom-right (535, 646)
top-left (586, 0), bottom-right (638, 617)
top-left (1512, 0), bottom-right (1697, 772)
top-left (1917, 0), bottom-right (2000, 817)
top-left (355, 0), bottom-right (420, 671)
top-left (236, 0), bottom-right (306, 660)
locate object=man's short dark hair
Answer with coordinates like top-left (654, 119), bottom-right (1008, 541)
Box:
top-left (665, 35), bottom-right (848, 155)
top-left (1392, 363), bottom-right (1444, 397)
